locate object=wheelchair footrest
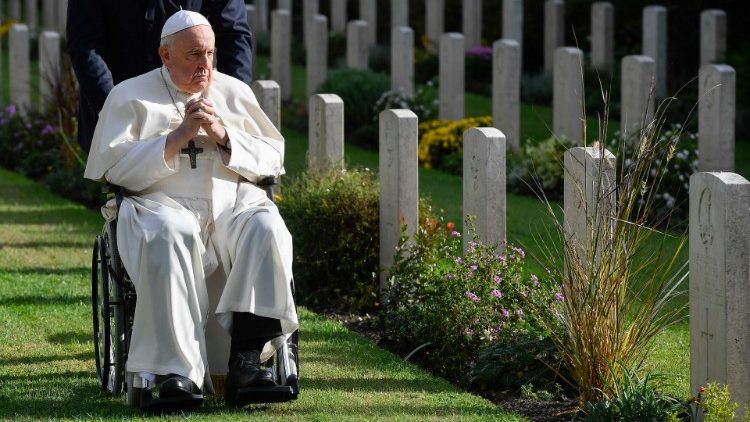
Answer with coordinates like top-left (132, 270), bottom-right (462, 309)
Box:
top-left (228, 384), bottom-right (298, 407)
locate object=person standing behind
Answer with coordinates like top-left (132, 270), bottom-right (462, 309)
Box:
top-left (67, 0), bottom-right (253, 153)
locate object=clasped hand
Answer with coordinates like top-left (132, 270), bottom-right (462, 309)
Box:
top-left (171, 98), bottom-right (227, 145)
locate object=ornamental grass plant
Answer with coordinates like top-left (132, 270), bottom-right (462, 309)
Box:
top-left (530, 86), bottom-right (691, 406)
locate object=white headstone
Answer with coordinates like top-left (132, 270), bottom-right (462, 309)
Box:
top-left (9, 0), bottom-right (21, 20)
top-left (642, 5), bottom-right (667, 99)
top-left (39, 31), bottom-right (61, 107)
top-left (57, 0), bottom-right (68, 35)
top-left (700, 9), bottom-right (727, 66)
top-left (699, 64), bottom-right (735, 173)
top-left (308, 94), bottom-right (344, 171)
top-left (591, 2), bottom-right (614, 74)
top-left (271, 9), bottom-right (292, 101)
top-left (379, 109), bottom-right (419, 292)
top-left (359, 0), bottom-right (377, 47)
top-left (347, 20), bottom-right (369, 70)
top-left (303, 0), bottom-right (319, 48)
top-left (391, 26), bottom-right (414, 98)
top-left (544, 0), bottom-right (564, 74)
top-left (255, 0), bottom-right (269, 32)
top-left (391, 0), bottom-right (408, 29)
top-left (425, 0), bottom-right (444, 53)
top-left (690, 172), bottom-right (750, 420)
top-left (331, 0), bottom-right (347, 33)
top-left (278, 0), bottom-right (291, 12)
top-left (463, 127), bottom-right (506, 249)
top-left (306, 14), bottom-right (328, 100)
top-left (620, 55), bottom-right (655, 142)
top-left (502, 0), bottom-right (523, 49)
top-left (493, 39), bottom-right (520, 150)
top-left (439, 33), bottom-right (465, 120)
top-left (564, 146), bottom-right (617, 266)
top-left (251, 80), bottom-right (281, 130)
top-left (463, 0), bottom-right (482, 50)
top-left (24, 0), bottom-right (36, 32)
top-left (42, 0), bottom-right (55, 30)
top-left (9, 24), bottom-right (30, 112)
top-left (553, 47), bottom-right (584, 142)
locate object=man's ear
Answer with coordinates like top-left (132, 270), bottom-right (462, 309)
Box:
top-left (159, 45), bottom-right (170, 65)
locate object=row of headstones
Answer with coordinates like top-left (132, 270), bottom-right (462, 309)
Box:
top-left (2, 0), bottom-right (68, 34)
top-left (257, 2), bottom-right (735, 174)
top-left (249, 0), bottom-right (727, 93)
top-left (2, 24), bottom-right (61, 111)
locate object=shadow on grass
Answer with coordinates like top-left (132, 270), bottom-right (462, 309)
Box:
top-left (48, 331), bottom-right (92, 345)
top-left (0, 268), bottom-right (89, 276)
top-left (0, 351), bottom-right (91, 366)
top-left (1, 241), bottom-right (92, 249)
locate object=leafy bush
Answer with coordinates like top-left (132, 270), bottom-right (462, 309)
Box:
top-left (692, 382), bottom-right (750, 422)
top-left (584, 366), bottom-right (682, 422)
top-left (373, 85), bottom-right (438, 124)
top-left (383, 218), bottom-right (559, 385)
top-left (417, 116), bottom-right (493, 175)
top-left (508, 136), bottom-right (577, 200)
top-left (276, 167), bottom-right (381, 313)
top-left (320, 68), bottom-right (390, 150)
top-left (414, 46), bottom-right (438, 85)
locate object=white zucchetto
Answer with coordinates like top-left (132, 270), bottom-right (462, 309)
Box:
top-left (161, 10), bottom-right (211, 38)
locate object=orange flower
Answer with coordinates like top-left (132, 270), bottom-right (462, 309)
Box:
top-left (699, 386), bottom-right (705, 393)
top-left (446, 222), bottom-right (455, 233)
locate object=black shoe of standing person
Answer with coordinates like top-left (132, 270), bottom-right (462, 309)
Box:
top-left (225, 350), bottom-right (277, 403)
top-left (159, 374), bottom-right (200, 399)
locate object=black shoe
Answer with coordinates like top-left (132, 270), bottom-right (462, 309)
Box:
top-left (159, 374), bottom-right (200, 399)
top-left (225, 351), bottom-right (277, 404)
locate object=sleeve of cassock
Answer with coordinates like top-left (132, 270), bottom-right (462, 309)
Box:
top-left (218, 82), bottom-right (285, 182)
top-left (84, 84), bottom-right (178, 192)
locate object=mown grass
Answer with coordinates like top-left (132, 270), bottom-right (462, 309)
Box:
top-left (0, 168), bottom-right (526, 420)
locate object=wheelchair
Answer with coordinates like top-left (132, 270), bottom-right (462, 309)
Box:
top-left (91, 176), bottom-right (299, 411)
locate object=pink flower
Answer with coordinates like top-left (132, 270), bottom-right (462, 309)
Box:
top-left (555, 292), bottom-right (565, 302)
top-left (491, 289), bottom-right (502, 298)
top-left (501, 308), bottom-right (510, 318)
top-left (531, 274), bottom-right (540, 287)
top-left (451, 230), bottom-right (461, 238)
top-left (470, 264), bottom-right (478, 273)
top-left (465, 291), bottom-right (480, 303)
top-left (493, 274), bottom-right (502, 284)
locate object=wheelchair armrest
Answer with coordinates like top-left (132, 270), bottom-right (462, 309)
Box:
top-left (102, 183), bottom-right (127, 210)
top-left (255, 176), bottom-right (279, 202)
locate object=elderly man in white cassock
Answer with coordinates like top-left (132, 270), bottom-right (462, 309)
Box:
top-left (84, 10), bottom-right (298, 404)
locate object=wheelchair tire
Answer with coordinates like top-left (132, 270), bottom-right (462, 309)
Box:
top-left (92, 235), bottom-right (125, 394)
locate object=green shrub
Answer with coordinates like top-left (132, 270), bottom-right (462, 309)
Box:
top-left (373, 85), bottom-right (438, 124)
top-left (584, 366), bottom-right (683, 422)
top-left (507, 136), bottom-right (576, 200)
top-left (320, 68), bottom-right (390, 150)
top-left (276, 167), bottom-right (381, 313)
top-left (383, 218), bottom-right (559, 385)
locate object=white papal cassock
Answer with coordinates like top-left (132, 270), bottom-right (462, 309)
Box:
top-left (84, 66), bottom-right (298, 391)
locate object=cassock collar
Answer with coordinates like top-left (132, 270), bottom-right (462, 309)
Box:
top-left (161, 66), bottom-right (204, 101)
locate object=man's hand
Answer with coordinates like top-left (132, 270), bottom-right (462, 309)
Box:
top-left (164, 98), bottom-right (227, 161)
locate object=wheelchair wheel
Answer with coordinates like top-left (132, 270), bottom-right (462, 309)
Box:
top-left (92, 235), bottom-right (125, 394)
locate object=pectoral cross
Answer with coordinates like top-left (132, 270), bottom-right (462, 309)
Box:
top-left (181, 140), bottom-right (204, 169)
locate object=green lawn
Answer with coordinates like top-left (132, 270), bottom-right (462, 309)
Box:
top-left (0, 168), bottom-right (527, 420)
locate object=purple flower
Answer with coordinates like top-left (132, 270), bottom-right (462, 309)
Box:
top-left (41, 124), bottom-right (56, 136)
top-left (555, 292), bottom-right (565, 302)
top-left (454, 256), bottom-right (463, 264)
top-left (514, 246), bottom-right (525, 259)
top-left (466, 46), bottom-right (492, 61)
top-left (469, 360), bottom-right (477, 369)
top-left (531, 275), bottom-right (540, 287)
top-left (446, 273), bottom-right (457, 280)
top-left (501, 308), bottom-right (510, 318)
top-left (451, 230), bottom-right (461, 238)
top-left (491, 289), bottom-right (502, 298)
top-left (465, 291), bottom-right (480, 303)
top-left (497, 254), bottom-right (506, 263)
top-left (6, 104), bottom-right (17, 117)
top-left (493, 274), bottom-right (502, 284)
top-left (470, 264), bottom-right (478, 273)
